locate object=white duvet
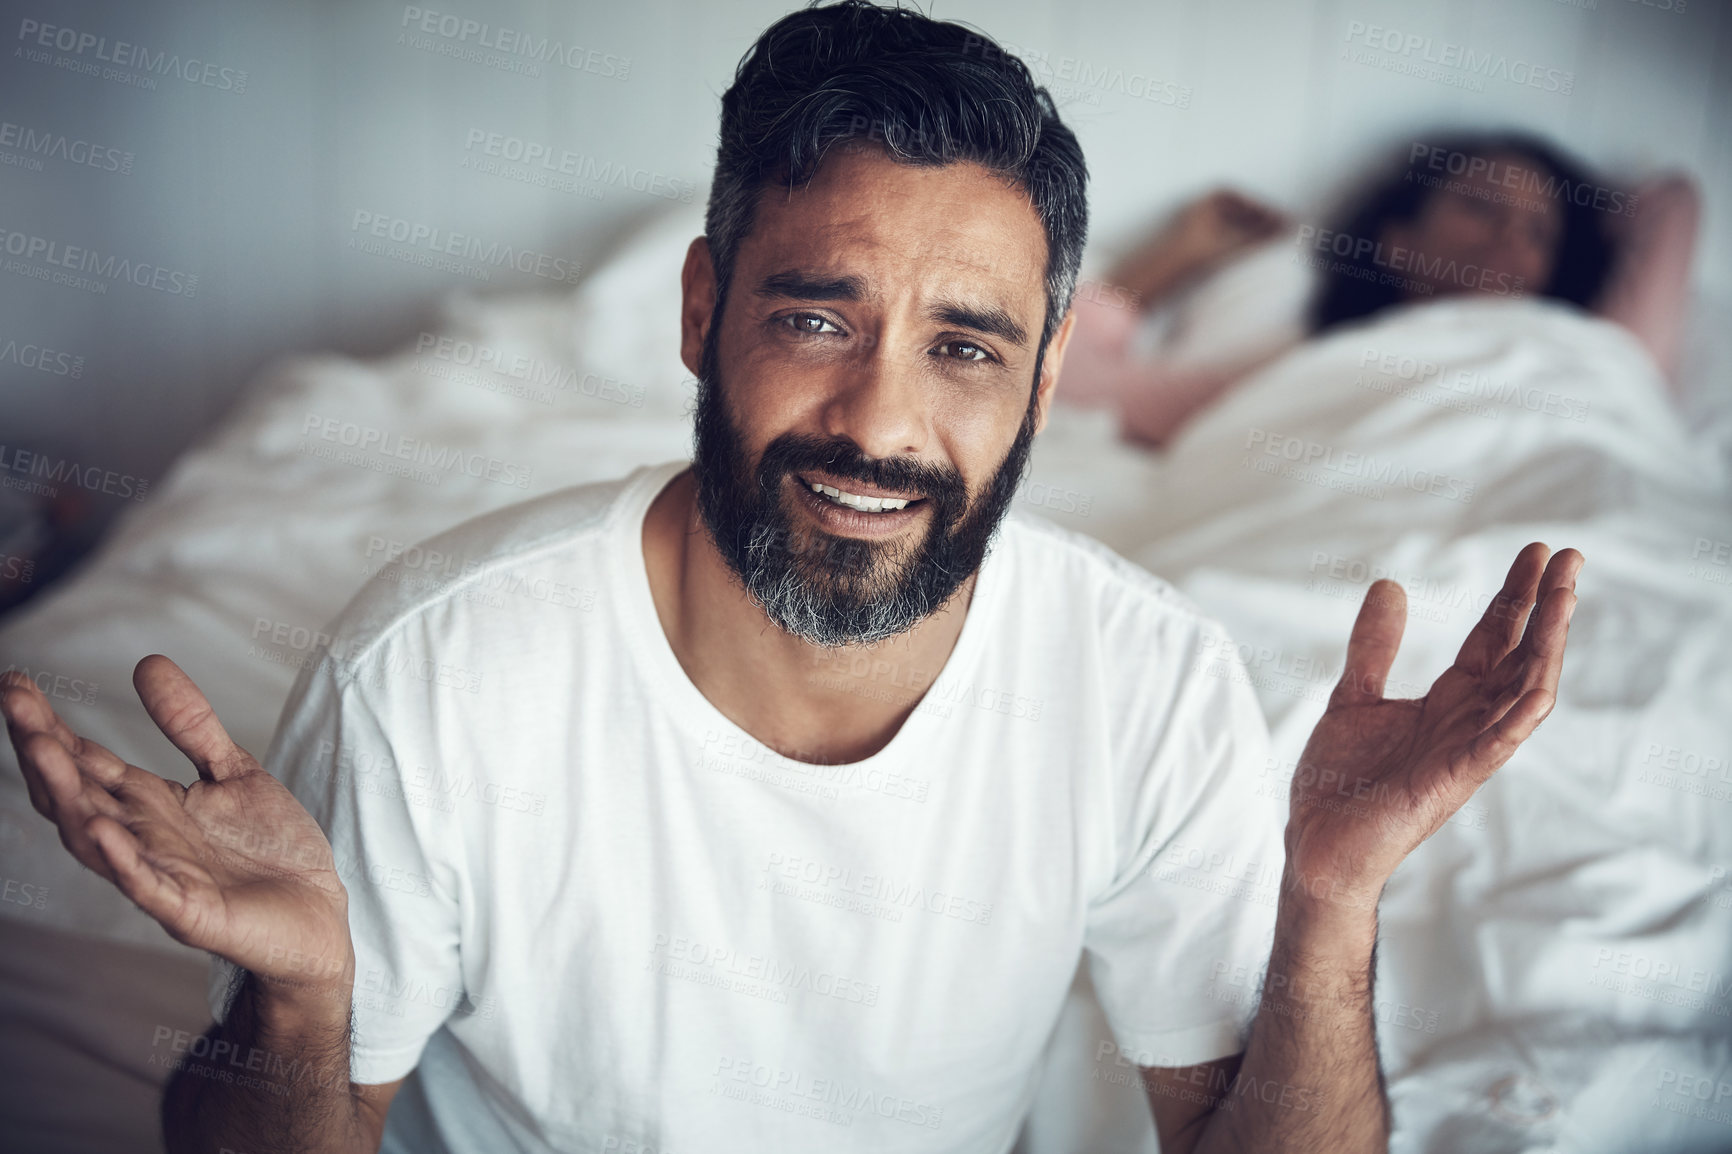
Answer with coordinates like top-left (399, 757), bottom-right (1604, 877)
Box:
top-left (1024, 294), bottom-right (1732, 1153)
top-left (0, 213), bottom-right (705, 951)
top-left (3, 203), bottom-right (1730, 1151)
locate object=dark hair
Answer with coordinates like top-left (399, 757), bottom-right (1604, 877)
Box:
top-left (1308, 131), bottom-right (1617, 333)
top-left (704, 0), bottom-right (1089, 350)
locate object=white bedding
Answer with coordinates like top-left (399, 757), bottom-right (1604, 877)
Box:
top-left (3, 202), bottom-right (1731, 1151)
top-left (0, 210), bottom-right (705, 950)
top-left (1043, 294), bottom-right (1732, 1153)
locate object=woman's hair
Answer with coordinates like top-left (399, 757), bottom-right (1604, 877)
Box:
top-left (1308, 131), bottom-right (1617, 334)
top-left (704, 0), bottom-right (1089, 350)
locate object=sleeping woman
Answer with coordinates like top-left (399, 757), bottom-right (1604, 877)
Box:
top-left (1052, 131), bottom-right (1731, 1154)
top-left (1064, 130), bottom-right (1702, 447)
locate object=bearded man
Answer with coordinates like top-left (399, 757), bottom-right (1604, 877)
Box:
top-left (2, 4), bottom-right (1579, 1151)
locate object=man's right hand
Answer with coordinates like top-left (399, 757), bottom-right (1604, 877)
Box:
top-left (2, 654), bottom-right (353, 1005)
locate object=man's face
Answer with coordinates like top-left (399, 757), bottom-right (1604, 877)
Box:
top-left (679, 145), bottom-right (1068, 647)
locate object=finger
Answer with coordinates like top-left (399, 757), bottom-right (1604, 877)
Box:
top-left (28, 727), bottom-right (127, 817)
top-left (1332, 578), bottom-right (1408, 707)
top-left (133, 655), bottom-right (250, 783)
top-left (2, 677), bottom-right (56, 815)
top-left (1510, 547), bottom-right (1579, 654)
top-left (1454, 543), bottom-right (1549, 676)
top-left (3, 673), bottom-right (78, 814)
top-left (2, 670), bottom-right (87, 751)
top-left (86, 814), bottom-right (196, 938)
top-left (3, 674), bottom-right (131, 803)
top-left (1516, 548), bottom-right (1583, 660)
top-left (20, 731), bottom-right (121, 883)
top-left (1457, 686), bottom-right (1557, 786)
top-left (1486, 561), bottom-right (1580, 720)
top-left (2, 670), bottom-right (68, 744)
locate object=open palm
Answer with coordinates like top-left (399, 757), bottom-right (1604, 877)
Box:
top-left (1283, 542), bottom-right (1582, 910)
top-left (2, 655), bottom-right (351, 993)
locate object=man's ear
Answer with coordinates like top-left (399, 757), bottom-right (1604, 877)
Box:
top-left (680, 237), bottom-right (718, 379)
top-left (1031, 306), bottom-right (1077, 437)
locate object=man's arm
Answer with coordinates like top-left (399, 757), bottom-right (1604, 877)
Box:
top-left (1138, 1054), bottom-right (1241, 1153)
top-left (0, 656), bottom-right (402, 1154)
top-left (161, 967), bottom-right (402, 1154)
top-left (1141, 886), bottom-right (1385, 1153)
top-left (1143, 543), bottom-right (1581, 1152)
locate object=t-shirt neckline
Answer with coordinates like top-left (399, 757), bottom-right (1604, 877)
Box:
top-left (609, 460), bottom-right (1002, 771)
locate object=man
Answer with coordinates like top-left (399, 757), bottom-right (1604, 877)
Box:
top-left (1, 3), bottom-right (1580, 1151)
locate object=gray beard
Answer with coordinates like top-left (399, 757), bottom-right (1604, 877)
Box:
top-left (688, 324), bottom-right (1042, 647)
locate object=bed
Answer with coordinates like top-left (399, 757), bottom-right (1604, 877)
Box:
top-left (2, 202), bottom-right (1729, 1152)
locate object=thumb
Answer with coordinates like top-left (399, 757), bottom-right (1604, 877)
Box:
top-left (133, 655), bottom-right (250, 784)
top-left (1332, 579), bottom-right (1407, 707)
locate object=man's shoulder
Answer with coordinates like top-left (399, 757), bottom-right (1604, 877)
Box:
top-left (993, 511), bottom-right (1262, 759)
top-left (998, 509), bottom-right (1216, 636)
top-left (326, 461), bottom-right (675, 665)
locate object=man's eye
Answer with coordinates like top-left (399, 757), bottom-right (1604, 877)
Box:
top-left (786, 313), bottom-right (839, 335)
top-left (936, 340), bottom-right (990, 363)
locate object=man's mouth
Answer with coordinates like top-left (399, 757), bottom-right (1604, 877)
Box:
top-left (799, 475), bottom-right (925, 514)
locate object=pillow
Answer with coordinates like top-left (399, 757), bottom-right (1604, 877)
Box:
top-left (562, 203), bottom-right (708, 420)
top-left (1590, 174), bottom-right (1701, 385)
top-left (1151, 231), bottom-right (1315, 374)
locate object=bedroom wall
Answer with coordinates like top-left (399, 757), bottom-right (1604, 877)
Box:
top-left (3, 0), bottom-right (1728, 554)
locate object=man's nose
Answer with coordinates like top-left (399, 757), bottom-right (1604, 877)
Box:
top-left (818, 339), bottom-right (929, 460)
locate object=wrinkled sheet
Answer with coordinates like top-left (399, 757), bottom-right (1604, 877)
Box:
top-left (1021, 295), bottom-right (1732, 1153)
top-left (4, 202), bottom-right (1731, 1151)
top-left (0, 210), bottom-right (705, 951)
top-left (0, 208), bottom-right (704, 1152)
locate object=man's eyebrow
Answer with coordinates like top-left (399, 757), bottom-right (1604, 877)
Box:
top-left (755, 270), bottom-right (866, 301)
top-left (929, 299), bottom-right (1029, 349)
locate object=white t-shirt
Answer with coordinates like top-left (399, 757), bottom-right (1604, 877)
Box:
top-left (210, 459), bottom-right (1287, 1154)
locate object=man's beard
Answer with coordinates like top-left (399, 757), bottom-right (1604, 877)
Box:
top-left (690, 321), bottom-right (1042, 648)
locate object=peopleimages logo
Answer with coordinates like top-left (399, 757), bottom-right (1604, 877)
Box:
top-left (648, 933), bottom-right (881, 1007)
top-left (960, 35), bottom-right (1193, 109)
top-left (398, 7), bottom-right (630, 79)
top-left (0, 337), bottom-right (83, 378)
top-left (1408, 143), bottom-right (1637, 217)
top-left (0, 120), bottom-right (134, 174)
top-left (1355, 347), bottom-right (1591, 423)
top-left (0, 227), bottom-right (198, 296)
top-left (461, 130), bottom-right (696, 203)
top-left (15, 18), bottom-right (248, 92)
top-left (299, 413), bottom-right (534, 489)
top-left (1243, 427), bottom-right (1476, 503)
top-left (1342, 20), bottom-right (1574, 95)
top-left (1294, 223), bottom-right (1524, 298)
top-left (0, 445), bottom-right (148, 501)
top-left (347, 211), bottom-right (581, 283)
top-left (0, 663), bottom-right (97, 706)
top-left (712, 1057), bottom-right (944, 1130)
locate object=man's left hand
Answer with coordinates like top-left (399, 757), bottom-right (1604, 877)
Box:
top-left (1283, 542), bottom-right (1583, 913)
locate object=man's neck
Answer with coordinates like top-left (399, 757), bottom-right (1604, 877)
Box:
top-left (642, 467), bottom-right (976, 765)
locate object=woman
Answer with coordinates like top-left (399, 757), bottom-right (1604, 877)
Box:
top-left (1066, 131), bottom-right (1700, 446)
